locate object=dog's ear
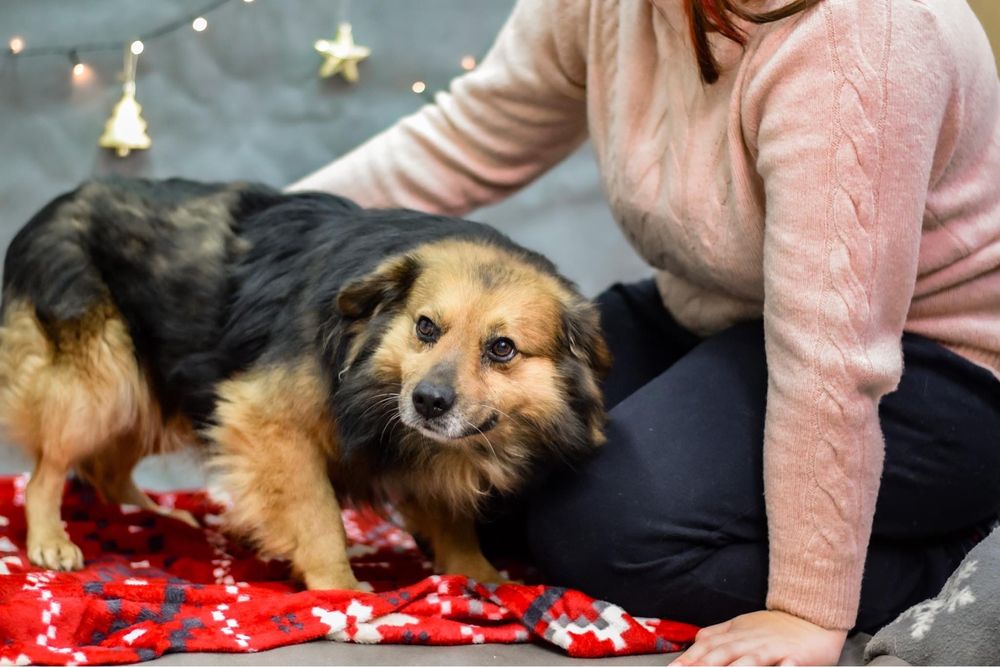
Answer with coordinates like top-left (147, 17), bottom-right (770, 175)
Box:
top-left (337, 254), bottom-right (421, 319)
top-left (563, 298), bottom-right (612, 379)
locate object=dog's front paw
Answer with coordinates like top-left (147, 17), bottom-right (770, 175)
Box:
top-left (304, 568), bottom-right (363, 591)
top-left (28, 533), bottom-right (84, 571)
top-left (444, 558), bottom-right (508, 584)
top-left (469, 568), bottom-right (510, 585)
top-left (159, 507), bottom-right (200, 528)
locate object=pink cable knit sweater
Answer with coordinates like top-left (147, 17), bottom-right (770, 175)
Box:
top-left (290, 0), bottom-right (1000, 630)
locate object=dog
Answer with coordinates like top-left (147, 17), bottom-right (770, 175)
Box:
top-left (0, 177), bottom-right (610, 590)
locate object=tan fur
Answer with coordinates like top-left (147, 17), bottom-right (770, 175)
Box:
top-left (0, 300), bottom-right (196, 570)
top-left (208, 362), bottom-right (359, 591)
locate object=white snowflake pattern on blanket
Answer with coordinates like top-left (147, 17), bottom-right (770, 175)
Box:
top-left (899, 559), bottom-right (978, 640)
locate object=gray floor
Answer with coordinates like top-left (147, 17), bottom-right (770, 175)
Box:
top-left (151, 641), bottom-right (678, 666)
top-left (123, 633), bottom-right (884, 666)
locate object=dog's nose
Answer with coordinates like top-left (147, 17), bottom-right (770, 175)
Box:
top-left (412, 380), bottom-right (456, 419)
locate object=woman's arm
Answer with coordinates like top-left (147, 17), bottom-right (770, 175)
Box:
top-left (288, 0), bottom-right (590, 215)
top-left (678, 0), bottom-right (965, 663)
top-left (753, 0), bottom-right (954, 631)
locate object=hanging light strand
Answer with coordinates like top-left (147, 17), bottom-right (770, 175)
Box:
top-left (4, 0), bottom-right (232, 64)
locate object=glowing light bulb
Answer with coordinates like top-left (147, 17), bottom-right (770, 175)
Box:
top-left (192, 17), bottom-right (208, 32)
top-left (130, 40), bottom-right (144, 55)
top-left (411, 81), bottom-right (426, 94)
top-left (9, 36), bottom-right (25, 54)
top-left (72, 62), bottom-right (86, 77)
top-left (460, 55), bottom-right (476, 71)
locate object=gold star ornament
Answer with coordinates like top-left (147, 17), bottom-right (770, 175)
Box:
top-left (315, 22), bottom-right (370, 83)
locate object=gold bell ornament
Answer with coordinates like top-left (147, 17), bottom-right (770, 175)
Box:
top-left (99, 42), bottom-right (151, 157)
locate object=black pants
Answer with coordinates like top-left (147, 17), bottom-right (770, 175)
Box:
top-left (481, 280), bottom-right (1000, 633)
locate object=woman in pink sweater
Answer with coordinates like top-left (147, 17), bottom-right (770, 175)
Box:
top-left (290, 0), bottom-right (1000, 663)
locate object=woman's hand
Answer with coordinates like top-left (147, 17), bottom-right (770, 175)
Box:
top-left (669, 610), bottom-right (847, 666)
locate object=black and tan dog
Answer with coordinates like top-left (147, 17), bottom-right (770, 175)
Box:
top-left (0, 178), bottom-right (609, 590)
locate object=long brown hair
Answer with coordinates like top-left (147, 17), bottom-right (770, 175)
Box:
top-left (686, 0), bottom-right (823, 83)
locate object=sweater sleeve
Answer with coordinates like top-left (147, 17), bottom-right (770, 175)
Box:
top-left (287, 0), bottom-right (590, 215)
top-left (744, 0), bottom-right (955, 629)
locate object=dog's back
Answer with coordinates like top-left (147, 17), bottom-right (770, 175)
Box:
top-left (3, 178), bottom-right (291, 413)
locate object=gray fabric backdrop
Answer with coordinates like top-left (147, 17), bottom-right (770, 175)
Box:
top-left (0, 0), bottom-right (649, 480)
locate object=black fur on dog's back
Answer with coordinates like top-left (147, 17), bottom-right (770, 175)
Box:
top-left (3, 178), bottom-right (287, 417)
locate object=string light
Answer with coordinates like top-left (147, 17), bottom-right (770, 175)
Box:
top-left (0, 0), bottom-right (490, 144)
top-left (8, 0), bottom-right (227, 65)
top-left (70, 51), bottom-right (87, 78)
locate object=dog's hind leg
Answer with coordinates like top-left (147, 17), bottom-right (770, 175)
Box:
top-left (208, 364), bottom-right (360, 591)
top-left (111, 479), bottom-right (200, 529)
top-left (77, 432), bottom-right (199, 528)
top-left (0, 301), bottom-right (147, 570)
top-left (25, 454), bottom-right (83, 570)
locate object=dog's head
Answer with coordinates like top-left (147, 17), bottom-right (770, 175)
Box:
top-left (332, 239), bottom-right (610, 481)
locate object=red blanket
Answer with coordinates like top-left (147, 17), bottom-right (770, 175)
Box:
top-left (0, 475), bottom-right (698, 664)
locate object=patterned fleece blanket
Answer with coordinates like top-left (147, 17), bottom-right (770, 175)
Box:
top-left (865, 524), bottom-right (1000, 666)
top-left (0, 475), bottom-right (698, 665)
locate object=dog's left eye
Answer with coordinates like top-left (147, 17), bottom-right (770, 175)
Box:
top-left (416, 316), bottom-right (439, 342)
top-left (486, 337), bottom-right (517, 362)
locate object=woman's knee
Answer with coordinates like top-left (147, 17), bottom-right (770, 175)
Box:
top-left (522, 471), bottom-right (694, 613)
top-left (521, 319), bottom-right (773, 615)
top-left (524, 492), bottom-right (769, 624)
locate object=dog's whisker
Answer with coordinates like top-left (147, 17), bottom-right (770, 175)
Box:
top-left (388, 413), bottom-right (404, 443)
top-left (361, 394), bottom-right (401, 418)
top-left (364, 397), bottom-right (399, 410)
top-left (462, 417), bottom-right (500, 465)
top-left (366, 392), bottom-right (402, 401)
top-left (470, 403), bottom-right (516, 423)
top-left (361, 403), bottom-right (395, 420)
top-left (361, 393), bottom-right (401, 410)
top-left (379, 409), bottom-right (402, 445)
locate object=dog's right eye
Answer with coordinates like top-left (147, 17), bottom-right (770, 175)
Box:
top-left (416, 316), bottom-right (439, 342)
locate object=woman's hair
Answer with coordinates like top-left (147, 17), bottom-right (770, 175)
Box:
top-left (687, 0), bottom-right (823, 83)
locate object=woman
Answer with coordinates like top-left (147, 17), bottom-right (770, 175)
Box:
top-left (289, 0), bottom-right (1000, 664)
